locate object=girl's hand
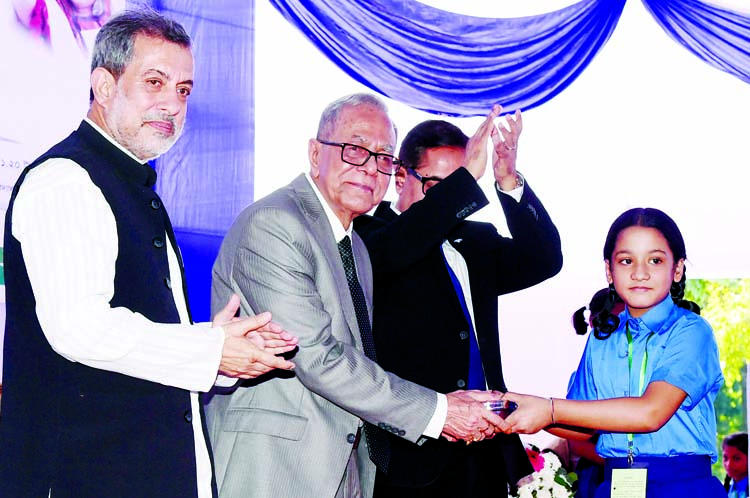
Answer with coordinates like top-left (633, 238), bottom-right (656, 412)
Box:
top-left (500, 391), bottom-right (554, 434)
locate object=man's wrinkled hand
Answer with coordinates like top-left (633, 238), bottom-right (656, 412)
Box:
top-left (441, 390), bottom-right (511, 443)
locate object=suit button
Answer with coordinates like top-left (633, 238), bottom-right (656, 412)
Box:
top-left (153, 237), bottom-right (164, 248)
top-left (457, 379), bottom-right (466, 388)
top-left (459, 331), bottom-right (469, 340)
top-left (150, 198), bottom-right (161, 210)
top-left (164, 277), bottom-right (172, 289)
top-left (378, 422), bottom-right (387, 429)
top-left (347, 433), bottom-right (357, 444)
top-left (398, 430), bottom-right (405, 436)
top-left (184, 410), bottom-right (192, 423)
top-left (390, 427), bottom-right (398, 434)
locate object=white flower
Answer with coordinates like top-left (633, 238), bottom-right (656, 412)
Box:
top-left (517, 486), bottom-right (534, 498)
top-left (513, 448), bottom-right (577, 498)
top-left (542, 451), bottom-right (562, 470)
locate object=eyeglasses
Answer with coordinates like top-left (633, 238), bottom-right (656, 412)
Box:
top-left (406, 167), bottom-right (444, 194)
top-left (317, 140), bottom-right (401, 176)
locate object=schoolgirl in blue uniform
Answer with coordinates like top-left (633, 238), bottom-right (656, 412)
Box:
top-left (505, 208), bottom-right (726, 497)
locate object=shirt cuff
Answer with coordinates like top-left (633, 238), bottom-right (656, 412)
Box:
top-left (214, 375), bottom-right (240, 388)
top-left (495, 172), bottom-right (524, 203)
top-left (191, 324), bottom-right (229, 392)
top-left (422, 392), bottom-right (448, 439)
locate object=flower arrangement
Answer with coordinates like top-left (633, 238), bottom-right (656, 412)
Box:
top-left (513, 444), bottom-right (577, 498)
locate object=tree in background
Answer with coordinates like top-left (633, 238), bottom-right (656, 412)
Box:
top-left (686, 278), bottom-right (749, 477)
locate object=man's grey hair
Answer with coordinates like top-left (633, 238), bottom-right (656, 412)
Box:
top-left (316, 93), bottom-right (396, 140)
top-left (90, 8), bottom-right (191, 80)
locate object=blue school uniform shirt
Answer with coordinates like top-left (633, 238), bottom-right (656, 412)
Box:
top-left (567, 296), bottom-right (724, 461)
top-left (728, 476), bottom-right (748, 498)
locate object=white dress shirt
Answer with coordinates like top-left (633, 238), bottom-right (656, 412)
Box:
top-left (13, 119), bottom-right (223, 498)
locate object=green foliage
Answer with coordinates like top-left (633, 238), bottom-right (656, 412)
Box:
top-left (684, 278), bottom-right (749, 477)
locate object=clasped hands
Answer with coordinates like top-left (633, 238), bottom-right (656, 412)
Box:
top-left (214, 294), bottom-right (299, 379)
top-left (441, 390), bottom-right (513, 444)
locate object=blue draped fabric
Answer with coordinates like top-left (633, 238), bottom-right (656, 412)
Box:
top-left (269, 0), bottom-right (627, 117)
top-left (642, 0), bottom-right (750, 84)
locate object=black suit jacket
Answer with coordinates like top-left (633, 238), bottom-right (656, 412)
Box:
top-left (354, 167), bottom-right (562, 489)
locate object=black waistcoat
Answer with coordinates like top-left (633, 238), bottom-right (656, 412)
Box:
top-left (0, 121), bottom-right (202, 498)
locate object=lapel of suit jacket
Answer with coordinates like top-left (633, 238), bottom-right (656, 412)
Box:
top-left (290, 174), bottom-right (365, 351)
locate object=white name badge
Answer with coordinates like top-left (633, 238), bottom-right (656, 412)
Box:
top-left (611, 468), bottom-right (648, 498)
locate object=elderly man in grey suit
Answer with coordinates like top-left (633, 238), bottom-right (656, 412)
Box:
top-left (205, 93), bottom-right (508, 498)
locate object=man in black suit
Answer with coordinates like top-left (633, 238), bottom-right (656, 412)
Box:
top-left (354, 105), bottom-right (563, 497)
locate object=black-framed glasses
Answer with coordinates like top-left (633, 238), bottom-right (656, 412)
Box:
top-left (406, 167), bottom-right (444, 194)
top-left (317, 140), bottom-right (401, 176)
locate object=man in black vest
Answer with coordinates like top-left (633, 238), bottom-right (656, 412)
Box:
top-left (0, 9), bottom-right (298, 498)
top-left (355, 106), bottom-right (563, 497)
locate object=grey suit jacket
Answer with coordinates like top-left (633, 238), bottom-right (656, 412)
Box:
top-left (205, 174), bottom-right (437, 498)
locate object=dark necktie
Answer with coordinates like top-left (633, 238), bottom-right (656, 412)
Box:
top-left (441, 245), bottom-right (485, 390)
top-left (337, 235), bottom-right (391, 473)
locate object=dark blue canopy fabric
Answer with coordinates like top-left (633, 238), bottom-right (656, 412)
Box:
top-left (642, 0), bottom-right (750, 84)
top-left (270, 0), bottom-right (627, 116)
